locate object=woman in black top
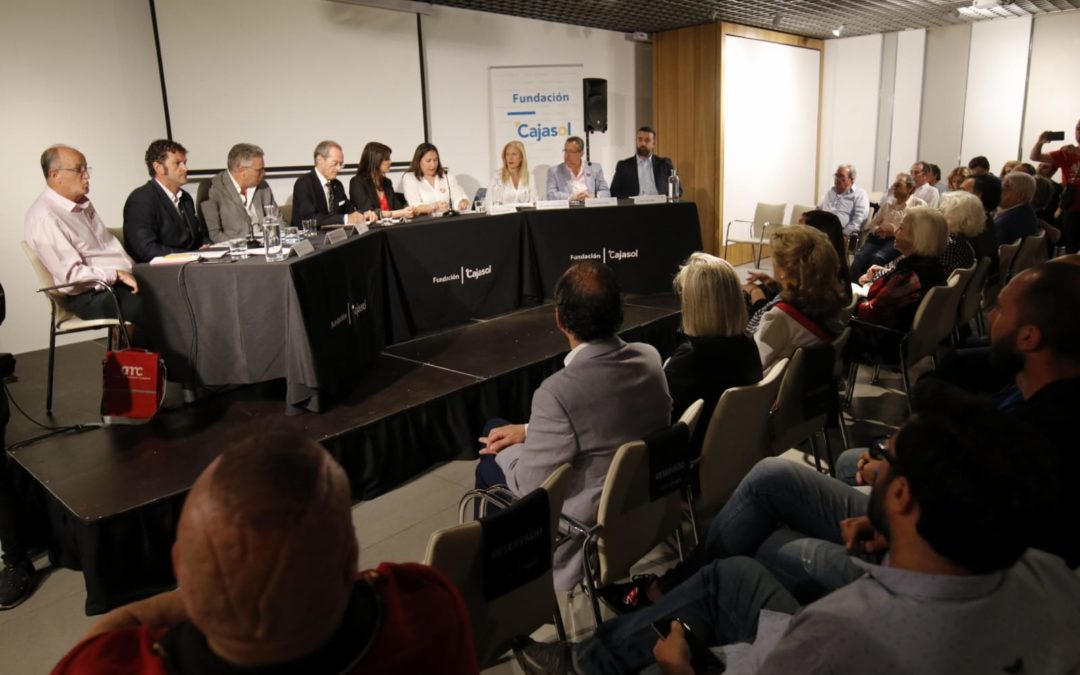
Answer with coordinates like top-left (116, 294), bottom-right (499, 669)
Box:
top-left (349, 142), bottom-right (414, 219)
top-left (668, 252), bottom-right (763, 454)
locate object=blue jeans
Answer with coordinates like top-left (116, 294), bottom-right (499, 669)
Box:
top-left (575, 557), bottom-right (800, 675)
top-left (834, 447), bottom-right (865, 486)
top-left (850, 235), bottom-right (900, 280)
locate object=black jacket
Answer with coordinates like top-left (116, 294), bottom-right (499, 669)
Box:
top-left (291, 170), bottom-right (357, 228)
top-left (349, 174), bottom-right (405, 214)
top-left (122, 181), bottom-right (208, 263)
top-left (610, 155), bottom-right (677, 199)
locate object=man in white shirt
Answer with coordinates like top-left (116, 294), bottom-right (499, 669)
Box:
top-left (24, 145), bottom-right (141, 326)
top-left (816, 164), bottom-right (869, 237)
top-left (911, 160), bottom-right (940, 208)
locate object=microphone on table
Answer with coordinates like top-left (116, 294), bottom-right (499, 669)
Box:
top-left (442, 166), bottom-right (461, 217)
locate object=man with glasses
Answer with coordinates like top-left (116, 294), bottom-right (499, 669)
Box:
top-left (200, 143), bottom-right (277, 243)
top-left (122, 139), bottom-right (209, 263)
top-left (24, 145), bottom-right (142, 326)
top-left (816, 164), bottom-right (869, 238)
top-left (546, 136), bottom-right (610, 201)
top-left (517, 394), bottom-right (1078, 675)
top-left (290, 140), bottom-right (368, 229)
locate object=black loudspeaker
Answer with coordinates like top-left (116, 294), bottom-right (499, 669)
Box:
top-left (584, 78), bottom-right (608, 133)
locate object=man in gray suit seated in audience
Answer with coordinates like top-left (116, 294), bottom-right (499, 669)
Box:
top-left (200, 143), bottom-right (277, 243)
top-left (546, 137), bottom-right (611, 201)
top-left (475, 261), bottom-right (671, 592)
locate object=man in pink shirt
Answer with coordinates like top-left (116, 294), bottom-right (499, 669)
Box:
top-left (24, 145), bottom-right (142, 327)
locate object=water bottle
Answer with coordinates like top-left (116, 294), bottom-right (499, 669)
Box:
top-left (668, 168), bottom-right (680, 203)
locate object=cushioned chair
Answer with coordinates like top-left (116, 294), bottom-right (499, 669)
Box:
top-left (958, 257), bottom-right (992, 336)
top-left (428, 464), bottom-right (572, 669)
top-left (724, 202), bottom-right (786, 267)
top-left (770, 345), bottom-right (841, 474)
top-left (846, 274), bottom-right (965, 412)
top-left (1008, 230), bottom-right (1047, 281)
top-left (788, 203), bottom-right (816, 226)
top-left (20, 242), bottom-right (127, 414)
top-left (568, 400), bottom-right (704, 625)
top-left (691, 359), bottom-right (788, 525)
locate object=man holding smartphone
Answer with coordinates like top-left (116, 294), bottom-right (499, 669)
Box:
top-left (1030, 120), bottom-right (1080, 252)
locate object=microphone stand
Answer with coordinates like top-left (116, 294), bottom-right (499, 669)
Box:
top-left (442, 166), bottom-right (460, 217)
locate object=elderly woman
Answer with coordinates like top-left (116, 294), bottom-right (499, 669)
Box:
top-left (937, 191), bottom-right (979, 276)
top-left (667, 253), bottom-right (762, 452)
top-left (852, 206), bottom-right (948, 356)
top-left (750, 226), bottom-right (845, 371)
top-left (488, 140), bottom-right (539, 205)
top-left (850, 173), bottom-right (926, 279)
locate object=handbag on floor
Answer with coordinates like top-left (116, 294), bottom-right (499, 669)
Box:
top-left (101, 331), bottom-right (166, 425)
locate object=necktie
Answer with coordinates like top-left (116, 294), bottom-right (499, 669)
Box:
top-left (326, 181), bottom-right (334, 213)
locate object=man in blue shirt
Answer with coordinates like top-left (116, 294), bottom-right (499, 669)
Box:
top-left (817, 164), bottom-right (869, 237)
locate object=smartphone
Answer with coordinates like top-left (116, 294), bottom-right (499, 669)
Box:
top-left (651, 618), bottom-right (726, 673)
top-left (1048, 131), bottom-right (1065, 142)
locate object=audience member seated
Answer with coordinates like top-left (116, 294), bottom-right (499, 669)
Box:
top-left (1033, 174), bottom-right (1063, 249)
top-left (349, 142), bottom-right (415, 220)
top-left (515, 392), bottom-right (1077, 675)
top-left (546, 136), bottom-right (610, 201)
top-left (487, 140), bottom-right (539, 205)
top-left (742, 210), bottom-right (851, 318)
top-left (910, 160), bottom-right (940, 208)
top-left (1035, 160), bottom-right (1064, 229)
top-left (52, 433), bottom-right (479, 675)
top-left (995, 171), bottom-right (1039, 244)
top-left (816, 164), bottom-right (870, 238)
top-left (474, 261), bottom-right (671, 592)
top-left (945, 165), bottom-right (970, 191)
top-left (400, 142), bottom-right (470, 215)
top-left (1000, 159), bottom-right (1022, 179)
top-left (24, 145), bottom-right (142, 328)
top-left (122, 139), bottom-right (208, 263)
top-left (936, 191), bottom-right (978, 276)
top-left (960, 172), bottom-right (1002, 277)
top-left (850, 172), bottom-right (925, 279)
top-left (202, 143), bottom-right (277, 243)
top-left (748, 226), bottom-right (844, 371)
top-left (928, 162), bottom-right (945, 195)
top-left (666, 253), bottom-right (762, 454)
top-left (850, 206), bottom-right (947, 359)
top-left (290, 140), bottom-right (372, 228)
top-left (968, 154), bottom-right (991, 176)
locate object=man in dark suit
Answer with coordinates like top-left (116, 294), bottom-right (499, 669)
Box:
top-left (609, 126), bottom-right (677, 199)
top-left (122, 139), bottom-right (209, 263)
top-left (290, 141), bottom-right (370, 228)
top-left (995, 171), bottom-right (1039, 245)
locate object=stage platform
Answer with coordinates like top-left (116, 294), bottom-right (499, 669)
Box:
top-left (4, 293), bottom-right (681, 614)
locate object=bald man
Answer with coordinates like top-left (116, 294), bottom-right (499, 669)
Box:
top-left (53, 434), bottom-right (479, 675)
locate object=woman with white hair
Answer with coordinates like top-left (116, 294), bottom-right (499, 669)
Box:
top-left (666, 253), bottom-right (762, 452)
top-left (937, 191), bottom-right (979, 276)
top-left (852, 206), bottom-right (948, 356)
top-left (850, 172), bottom-right (926, 279)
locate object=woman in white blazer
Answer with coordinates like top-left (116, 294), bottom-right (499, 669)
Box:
top-left (488, 140), bottom-right (539, 205)
top-left (400, 143), bottom-right (469, 215)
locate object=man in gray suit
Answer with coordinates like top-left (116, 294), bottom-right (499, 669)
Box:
top-left (477, 261), bottom-right (671, 591)
top-left (200, 143), bottom-right (277, 243)
top-left (546, 136), bottom-right (611, 201)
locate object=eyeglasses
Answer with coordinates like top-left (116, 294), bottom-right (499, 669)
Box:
top-left (57, 166), bottom-right (91, 176)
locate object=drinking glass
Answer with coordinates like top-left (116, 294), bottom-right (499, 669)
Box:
top-left (228, 238), bottom-right (249, 260)
top-left (302, 218), bottom-right (318, 238)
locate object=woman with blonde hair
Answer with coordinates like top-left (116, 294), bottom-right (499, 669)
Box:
top-left (666, 253), bottom-right (762, 450)
top-left (487, 141), bottom-right (539, 205)
top-left (751, 226), bottom-right (844, 370)
top-left (946, 166), bottom-right (970, 192)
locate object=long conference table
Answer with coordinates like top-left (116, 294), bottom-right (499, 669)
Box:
top-left (136, 201), bottom-right (703, 413)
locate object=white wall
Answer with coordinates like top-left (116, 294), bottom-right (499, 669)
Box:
top-left (1022, 11), bottom-right (1080, 168)
top-left (959, 16), bottom-right (1032, 174)
top-left (886, 30), bottom-right (926, 182)
top-left (819, 34), bottom-right (882, 201)
top-left (919, 23), bottom-right (971, 173)
top-left (0, 0), bottom-right (165, 356)
top-left (421, 5), bottom-right (644, 199)
top-left (722, 36), bottom-right (820, 229)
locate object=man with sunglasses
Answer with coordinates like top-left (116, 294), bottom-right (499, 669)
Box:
top-left (517, 397), bottom-right (1079, 674)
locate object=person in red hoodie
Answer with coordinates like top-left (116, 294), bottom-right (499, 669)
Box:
top-left (52, 433), bottom-right (479, 675)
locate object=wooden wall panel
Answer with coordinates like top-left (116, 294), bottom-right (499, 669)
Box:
top-left (654, 23), bottom-right (823, 266)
